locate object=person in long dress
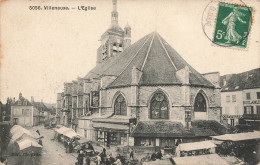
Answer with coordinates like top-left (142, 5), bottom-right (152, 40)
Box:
top-left (222, 7), bottom-right (247, 44)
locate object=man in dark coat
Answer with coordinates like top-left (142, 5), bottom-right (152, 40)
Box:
top-left (77, 150), bottom-right (84, 165)
top-left (156, 151), bottom-right (163, 160)
top-left (151, 153), bottom-right (156, 161)
top-left (69, 141), bottom-right (74, 153)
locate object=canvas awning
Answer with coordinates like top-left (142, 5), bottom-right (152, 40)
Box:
top-left (10, 125), bottom-right (37, 142)
top-left (176, 141), bottom-right (216, 151)
top-left (63, 130), bottom-right (81, 139)
top-left (172, 154), bottom-right (229, 165)
top-left (10, 125), bottom-right (24, 134)
top-left (17, 138), bottom-right (42, 151)
top-left (92, 122), bottom-right (129, 131)
top-left (55, 126), bottom-right (74, 135)
top-left (211, 131), bottom-right (260, 141)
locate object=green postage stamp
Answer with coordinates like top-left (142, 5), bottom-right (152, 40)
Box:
top-left (213, 2), bottom-right (253, 48)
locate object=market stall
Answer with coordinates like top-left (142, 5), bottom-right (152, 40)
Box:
top-left (172, 154), bottom-right (229, 165)
top-left (175, 141), bottom-right (216, 157)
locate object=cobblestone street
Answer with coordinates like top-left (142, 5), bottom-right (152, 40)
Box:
top-left (29, 125), bottom-right (78, 165)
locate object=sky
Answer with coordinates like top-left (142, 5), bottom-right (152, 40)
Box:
top-left (0, 0), bottom-right (259, 104)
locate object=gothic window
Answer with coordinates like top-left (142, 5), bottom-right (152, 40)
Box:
top-left (194, 93), bottom-right (206, 112)
top-left (150, 92), bottom-right (169, 119)
top-left (114, 94), bottom-right (127, 116)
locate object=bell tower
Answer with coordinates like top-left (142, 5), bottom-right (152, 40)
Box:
top-left (96, 0), bottom-right (131, 64)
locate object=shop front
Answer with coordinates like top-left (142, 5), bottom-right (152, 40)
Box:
top-left (131, 121), bottom-right (193, 154)
top-left (92, 116), bottom-right (136, 147)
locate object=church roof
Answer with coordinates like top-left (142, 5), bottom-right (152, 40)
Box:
top-left (84, 31), bottom-right (214, 88)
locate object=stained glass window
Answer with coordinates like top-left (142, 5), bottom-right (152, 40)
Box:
top-left (194, 93), bottom-right (206, 112)
top-left (150, 92), bottom-right (169, 119)
top-left (114, 94), bottom-right (127, 116)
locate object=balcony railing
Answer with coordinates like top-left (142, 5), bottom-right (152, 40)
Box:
top-left (243, 114), bottom-right (260, 120)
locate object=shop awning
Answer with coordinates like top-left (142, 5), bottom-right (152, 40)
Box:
top-left (92, 122), bottom-right (129, 131)
top-left (172, 154), bottom-right (229, 165)
top-left (92, 115), bottom-right (135, 124)
top-left (131, 121), bottom-right (193, 138)
top-left (17, 138), bottom-right (42, 151)
top-left (176, 141), bottom-right (216, 151)
top-left (211, 131), bottom-right (260, 141)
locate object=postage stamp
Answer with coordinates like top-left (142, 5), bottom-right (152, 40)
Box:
top-left (213, 2), bottom-right (253, 48)
top-left (201, 1), bottom-right (253, 49)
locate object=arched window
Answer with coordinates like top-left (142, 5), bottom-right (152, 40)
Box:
top-left (114, 94), bottom-right (127, 116)
top-left (194, 93), bottom-right (206, 112)
top-left (150, 92), bottom-right (169, 119)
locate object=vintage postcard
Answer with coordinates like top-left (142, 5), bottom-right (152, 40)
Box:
top-left (0, 0), bottom-right (259, 165)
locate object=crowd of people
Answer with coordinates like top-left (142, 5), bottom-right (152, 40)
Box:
top-left (76, 147), bottom-right (137, 165)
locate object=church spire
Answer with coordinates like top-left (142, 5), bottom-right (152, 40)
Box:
top-left (111, 0), bottom-right (118, 25)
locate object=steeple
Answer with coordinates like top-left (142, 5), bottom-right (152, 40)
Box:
top-left (111, 0), bottom-right (118, 25)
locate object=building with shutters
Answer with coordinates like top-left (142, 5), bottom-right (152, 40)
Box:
top-left (10, 93), bottom-right (48, 127)
top-left (220, 68), bottom-right (260, 129)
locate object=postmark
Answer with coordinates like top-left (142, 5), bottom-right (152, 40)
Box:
top-left (201, 0), bottom-right (253, 49)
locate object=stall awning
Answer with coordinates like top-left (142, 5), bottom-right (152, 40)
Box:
top-left (211, 131), bottom-right (260, 141)
top-left (55, 126), bottom-right (74, 135)
top-left (172, 154), bottom-right (229, 165)
top-left (17, 138), bottom-right (42, 151)
top-left (63, 130), bottom-right (81, 139)
top-left (176, 141), bottom-right (216, 151)
top-left (10, 125), bottom-right (38, 142)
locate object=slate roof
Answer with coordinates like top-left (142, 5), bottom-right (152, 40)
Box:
top-left (131, 120), bottom-right (225, 138)
top-left (191, 120), bottom-right (227, 135)
top-left (220, 68), bottom-right (260, 92)
top-left (13, 97), bottom-right (33, 106)
top-left (191, 127), bottom-right (218, 137)
top-left (131, 121), bottom-right (193, 138)
top-left (84, 32), bottom-right (214, 88)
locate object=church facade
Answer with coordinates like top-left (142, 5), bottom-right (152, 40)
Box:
top-left (56, 0), bottom-right (222, 148)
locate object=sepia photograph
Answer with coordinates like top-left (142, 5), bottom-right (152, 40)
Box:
top-left (0, 0), bottom-right (259, 164)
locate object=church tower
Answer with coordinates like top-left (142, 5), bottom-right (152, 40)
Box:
top-left (96, 0), bottom-right (131, 64)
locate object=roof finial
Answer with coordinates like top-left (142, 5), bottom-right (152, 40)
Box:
top-left (113, 0), bottom-right (117, 11)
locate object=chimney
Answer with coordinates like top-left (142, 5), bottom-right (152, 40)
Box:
top-left (223, 79), bottom-right (227, 86)
top-left (31, 96), bottom-right (34, 103)
top-left (13, 97), bottom-right (15, 103)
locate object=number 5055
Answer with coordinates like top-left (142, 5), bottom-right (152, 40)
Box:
top-left (29, 6), bottom-right (41, 10)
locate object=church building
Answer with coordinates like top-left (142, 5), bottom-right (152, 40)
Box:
top-left (57, 0), bottom-right (222, 148)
